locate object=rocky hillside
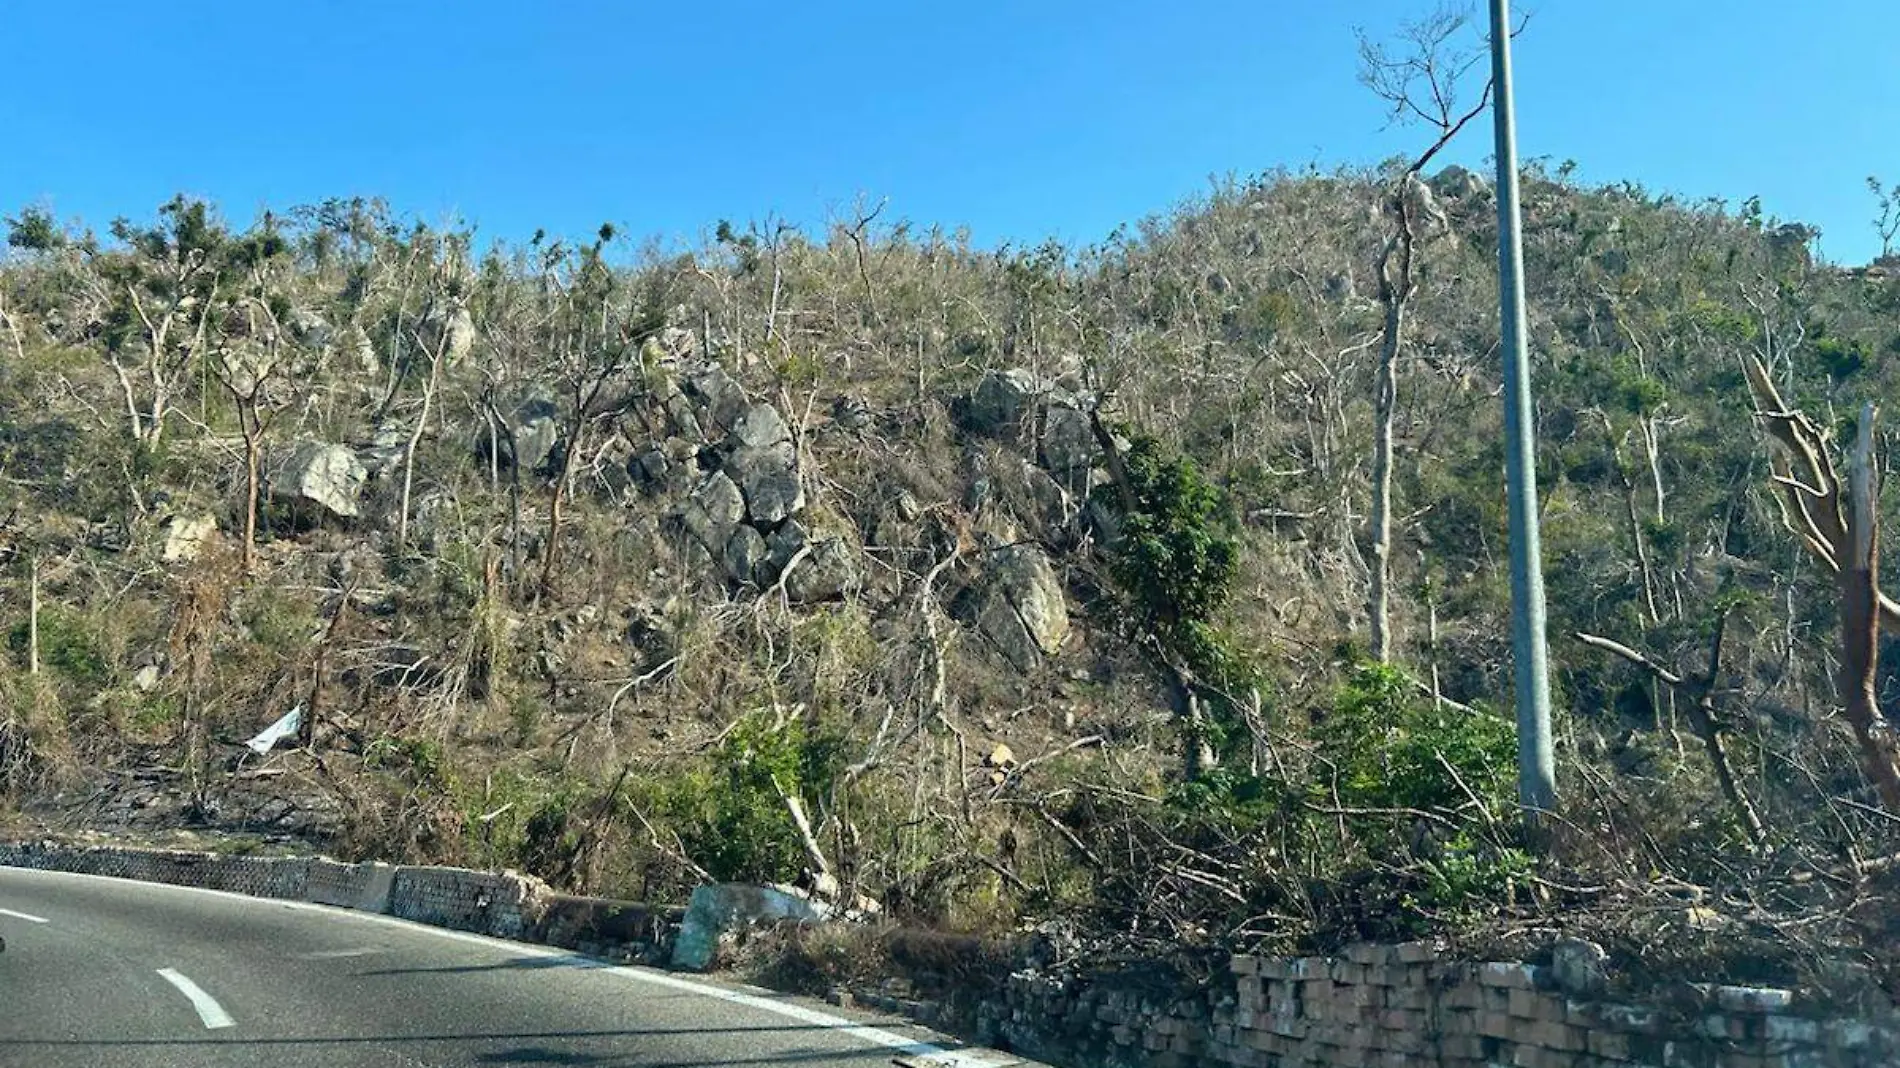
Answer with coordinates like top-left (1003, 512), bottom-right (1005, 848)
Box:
top-left (2, 168), bottom-right (1899, 984)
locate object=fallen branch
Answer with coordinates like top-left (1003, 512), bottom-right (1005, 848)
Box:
top-left (1574, 624), bottom-right (1768, 845)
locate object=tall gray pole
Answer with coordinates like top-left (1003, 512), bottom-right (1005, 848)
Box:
top-left (1489, 0), bottom-right (1557, 812)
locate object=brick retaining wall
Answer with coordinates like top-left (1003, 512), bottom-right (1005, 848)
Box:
top-left (850, 942), bottom-right (1898, 1068)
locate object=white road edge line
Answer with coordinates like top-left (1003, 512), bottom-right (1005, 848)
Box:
top-left (2, 867), bottom-right (996, 1066)
top-left (0, 906), bottom-right (49, 923)
top-left (156, 968), bottom-right (236, 1030)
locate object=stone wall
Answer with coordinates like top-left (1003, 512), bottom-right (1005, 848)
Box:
top-left (386, 863), bottom-right (547, 940)
top-left (844, 940), bottom-right (1899, 1068)
top-left (0, 839), bottom-right (313, 899)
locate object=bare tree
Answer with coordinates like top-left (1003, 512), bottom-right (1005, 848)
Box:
top-left (1744, 358), bottom-right (1900, 812)
top-left (1870, 176), bottom-right (1900, 262)
top-left (397, 295), bottom-right (468, 548)
top-left (101, 198), bottom-right (236, 446)
top-left (1356, 4), bottom-right (1501, 662)
top-left (208, 297), bottom-right (295, 573)
top-left (535, 231), bottom-right (672, 598)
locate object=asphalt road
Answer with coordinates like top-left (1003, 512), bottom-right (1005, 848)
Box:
top-left (0, 867), bottom-right (1016, 1068)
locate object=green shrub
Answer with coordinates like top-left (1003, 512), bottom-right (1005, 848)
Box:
top-left (7, 609), bottom-right (107, 688)
top-left (1316, 662), bottom-right (1516, 816)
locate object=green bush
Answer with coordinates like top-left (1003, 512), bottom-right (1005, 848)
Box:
top-left (1316, 662), bottom-right (1516, 816)
top-left (642, 711), bottom-right (849, 886)
top-left (7, 609), bottom-right (107, 688)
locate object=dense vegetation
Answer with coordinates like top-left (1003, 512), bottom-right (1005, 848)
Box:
top-left (2, 160), bottom-right (1898, 989)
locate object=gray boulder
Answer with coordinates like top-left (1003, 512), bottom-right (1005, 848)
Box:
top-left (286, 307), bottom-right (333, 350)
top-left (974, 545), bottom-right (1070, 672)
top-left (271, 442), bottom-right (367, 518)
top-left (1428, 164), bottom-right (1492, 202)
top-left (692, 471), bottom-right (746, 529)
top-left (662, 392), bottom-right (704, 441)
top-left (964, 368), bottom-right (1042, 438)
top-left (723, 525), bottom-right (769, 585)
top-left (670, 884), bottom-right (829, 972)
top-left (1551, 939), bottom-right (1609, 996)
top-left (161, 513), bottom-right (219, 562)
top-left (676, 471), bottom-right (745, 554)
top-left (767, 522), bottom-right (860, 603)
top-left (725, 443), bottom-right (804, 525)
top-left (478, 394), bottom-right (561, 476)
top-left (730, 403), bottom-right (791, 449)
top-left (1038, 404), bottom-right (1098, 481)
top-left (684, 364), bottom-right (747, 433)
top-left (417, 301), bottom-right (475, 364)
top-left (508, 397), bottom-right (562, 474)
top-left (629, 444), bottom-right (670, 489)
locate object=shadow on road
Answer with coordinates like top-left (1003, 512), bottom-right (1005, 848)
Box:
top-left (0, 1024), bottom-right (968, 1067)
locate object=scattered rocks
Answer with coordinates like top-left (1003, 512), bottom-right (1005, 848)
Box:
top-left (725, 443), bottom-right (803, 526)
top-left (1428, 164), bottom-right (1492, 202)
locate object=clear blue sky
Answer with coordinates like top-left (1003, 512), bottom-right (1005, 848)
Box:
top-left (4, 1), bottom-right (1896, 263)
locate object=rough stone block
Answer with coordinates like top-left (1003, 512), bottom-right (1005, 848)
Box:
top-left (1483, 962), bottom-right (1543, 990)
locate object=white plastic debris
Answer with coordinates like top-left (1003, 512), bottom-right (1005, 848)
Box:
top-left (244, 706), bottom-right (303, 755)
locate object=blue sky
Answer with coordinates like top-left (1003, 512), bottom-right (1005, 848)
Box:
top-left (4, 1), bottom-right (1896, 263)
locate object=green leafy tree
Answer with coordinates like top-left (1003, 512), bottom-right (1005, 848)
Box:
top-left (1099, 433), bottom-right (1255, 775)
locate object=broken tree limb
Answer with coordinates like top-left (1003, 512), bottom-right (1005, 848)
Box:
top-left (1744, 355), bottom-right (1900, 631)
top-left (772, 772), bottom-right (836, 895)
top-left (1574, 624), bottom-right (1767, 845)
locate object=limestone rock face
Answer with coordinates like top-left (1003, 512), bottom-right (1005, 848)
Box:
top-left (272, 442), bottom-right (367, 518)
top-left (975, 545), bottom-right (1070, 672)
top-left (161, 513), bottom-right (219, 562)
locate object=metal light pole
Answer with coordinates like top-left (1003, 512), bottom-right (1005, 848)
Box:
top-left (1488, 0), bottom-right (1557, 812)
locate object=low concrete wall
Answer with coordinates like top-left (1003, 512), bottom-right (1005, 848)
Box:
top-left (0, 840), bottom-right (674, 963)
top-left (0, 840), bottom-right (313, 900)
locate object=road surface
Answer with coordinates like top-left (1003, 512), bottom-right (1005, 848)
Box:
top-left (0, 866), bottom-right (1015, 1068)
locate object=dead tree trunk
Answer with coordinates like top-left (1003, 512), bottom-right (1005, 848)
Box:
top-left (397, 310), bottom-right (455, 549)
top-left (1367, 204), bottom-right (1413, 664)
top-left (27, 557), bottom-right (39, 677)
top-left (1839, 404), bottom-right (1900, 812)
